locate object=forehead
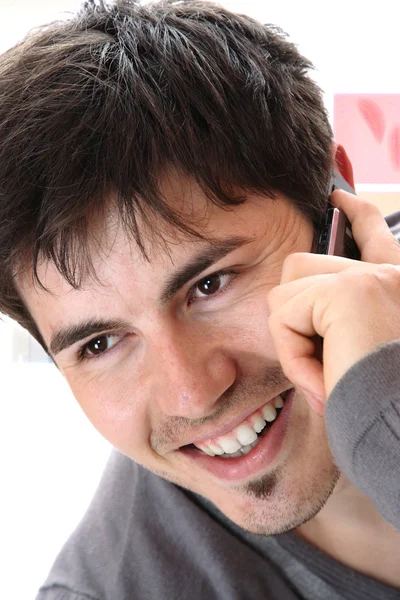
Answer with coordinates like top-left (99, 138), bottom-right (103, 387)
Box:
top-left (24, 171), bottom-right (293, 284)
top-left (17, 174), bottom-right (303, 339)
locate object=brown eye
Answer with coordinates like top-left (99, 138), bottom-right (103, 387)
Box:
top-left (83, 334), bottom-right (122, 358)
top-left (196, 273), bottom-right (223, 296)
top-left (86, 336), bottom-right (108, 355)
top-left (192, 271), bottom-right (237, 301)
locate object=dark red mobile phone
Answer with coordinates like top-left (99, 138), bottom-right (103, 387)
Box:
top-left (315, 171), bottom-right (361, 260)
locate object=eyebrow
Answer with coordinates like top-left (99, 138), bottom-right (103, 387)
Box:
top-left (159, 235), bottom-right (252, 304)
top-left (49, 235), bottom-right (252, 356)
top-left (50, 318), bottom-right (129, 357)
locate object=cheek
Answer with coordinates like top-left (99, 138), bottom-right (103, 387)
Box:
top-left (215, 273), bottom-right (280, 361)
top-left (68, 369), bottom-right (152, 458)
top-left (232, 298), bottom-right (278, 362)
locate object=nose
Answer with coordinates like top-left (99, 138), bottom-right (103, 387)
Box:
top-left (152, 323), bottom-right (237, 419)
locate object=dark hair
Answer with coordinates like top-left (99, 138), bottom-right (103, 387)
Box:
top-left (0, 0), bottom-right (333, 346)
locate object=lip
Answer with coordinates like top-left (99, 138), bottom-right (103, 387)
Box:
top-left (187, 387), bottom-right (292, 446)
top-left (179, 388), bottom-right (295, 482)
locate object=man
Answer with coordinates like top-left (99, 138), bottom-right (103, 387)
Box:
top-left (0, 1), bottom-right (399, 598)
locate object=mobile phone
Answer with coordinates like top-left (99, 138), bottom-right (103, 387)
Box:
top-left (315, 171), bottom-right (361, 260)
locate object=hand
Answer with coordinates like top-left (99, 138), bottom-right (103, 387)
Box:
top-left (267, 190), bottom-right (400, 415)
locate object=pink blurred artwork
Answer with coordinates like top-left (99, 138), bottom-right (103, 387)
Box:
top-left (334, 95), bottom-right (400, 183)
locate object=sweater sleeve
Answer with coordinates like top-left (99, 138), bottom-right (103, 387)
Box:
top-left (35, 586), bottom-right (94, 600)
top-left (325, 340), bottom-right (400, 530)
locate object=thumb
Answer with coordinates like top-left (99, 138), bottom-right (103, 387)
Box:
top-left (330, 190), bottom-right (400, 264)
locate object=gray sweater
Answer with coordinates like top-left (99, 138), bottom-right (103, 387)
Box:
top-left (35, 215), bottom-right (400, 600)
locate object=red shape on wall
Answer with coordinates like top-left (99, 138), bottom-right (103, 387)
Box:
top-left (390, 125), bottom-right (400, 171)
top-left (334, 94), bottom-right (400, 183)
top-left (357, 98), bottom-right (385, 143)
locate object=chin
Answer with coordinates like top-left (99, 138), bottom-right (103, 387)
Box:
top-left (213, 461), bottom-right (341, 536)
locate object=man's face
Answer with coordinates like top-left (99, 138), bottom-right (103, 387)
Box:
top-left (20, 173), bottom-right (339, 534)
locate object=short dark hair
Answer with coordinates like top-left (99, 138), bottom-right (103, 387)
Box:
top-left (0, 0), bottom-right (333, 346)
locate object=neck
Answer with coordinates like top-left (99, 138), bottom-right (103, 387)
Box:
top-left (295, 476), bottom-right (400, 588)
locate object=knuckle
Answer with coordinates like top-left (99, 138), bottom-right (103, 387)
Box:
top-left (344, 264), bottom-right (400, 292)
top-left (375, 263), bottom-right (400, 283)
top-left (358, 197), bottom-right (382, 217)
top-left (281, 252), bottom-right (307, 280)
top-left (360, 272), bottom-right (381, 293)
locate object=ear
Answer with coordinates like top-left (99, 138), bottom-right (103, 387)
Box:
top-left (332, 143), bottom-right (355, 189)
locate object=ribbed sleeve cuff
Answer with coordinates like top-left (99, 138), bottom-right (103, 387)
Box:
top-left (325, 340), bottom-right (400, 528)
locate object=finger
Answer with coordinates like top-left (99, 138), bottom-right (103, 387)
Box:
top-left (270, 262), bottom-right (378, 310)
top-left (280, 252), bottom-right (358, 284)
top-left (330, 189), bottom-right (400, 264)
top-left (270, 263), bottom-right (400, 404)
top-left (268, 273), bottom-right (332, 313)
top-left (268, 289), bottom-right (326, 412)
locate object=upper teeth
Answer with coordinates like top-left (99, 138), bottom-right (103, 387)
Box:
top-left (194, 395), bottom-right (285, 457)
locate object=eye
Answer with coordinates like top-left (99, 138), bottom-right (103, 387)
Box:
top-left (79, 333), bottom-right (123, 360)
top-left (191, 270), bottom-right (237, 301)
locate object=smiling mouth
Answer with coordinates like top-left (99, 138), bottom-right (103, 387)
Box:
top-left (178, 389), bottom-right (295, 483)
top-left (180, 389), bottom-right (291, 458)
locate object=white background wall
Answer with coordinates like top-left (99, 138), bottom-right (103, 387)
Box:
top-left (0, 1), bottom-right (399, 598)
